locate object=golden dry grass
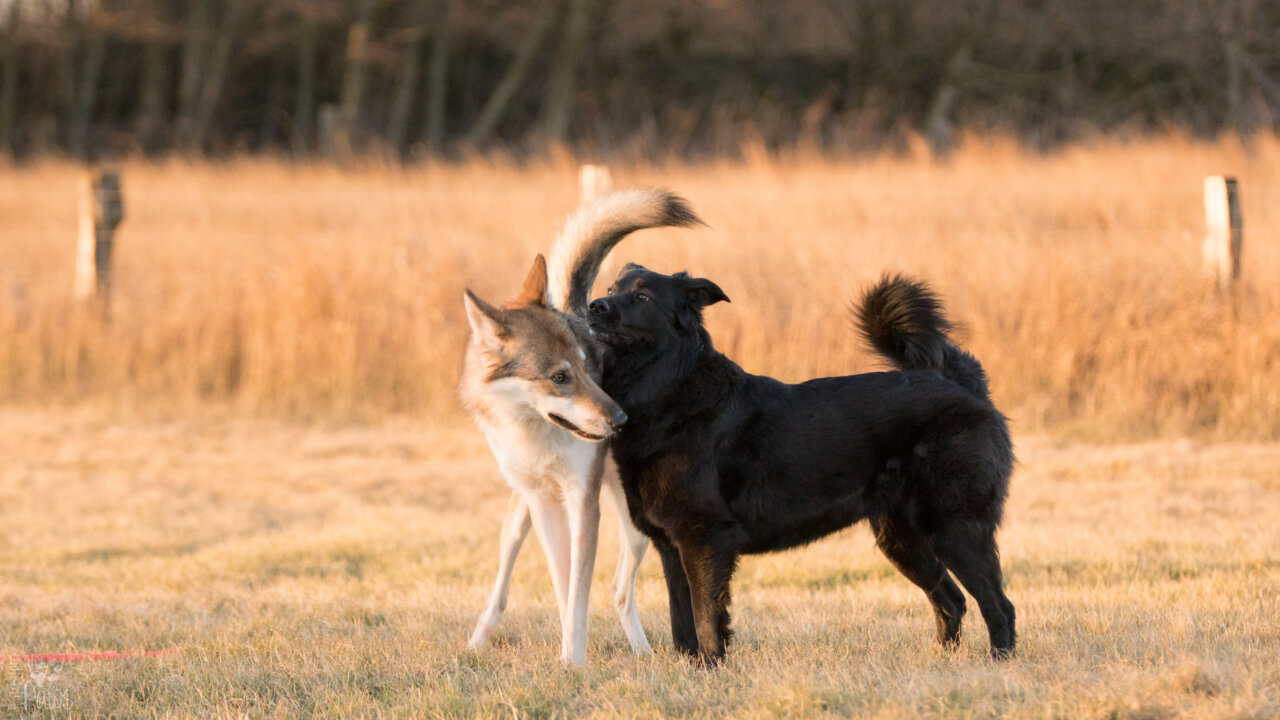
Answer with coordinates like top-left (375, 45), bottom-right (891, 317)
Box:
top-left (3, 135), bottom-right (1280, 437)
top-left (2, 138), bottom-right (1280, 717)
top-left (0, 410), bottom-right (1277, 719)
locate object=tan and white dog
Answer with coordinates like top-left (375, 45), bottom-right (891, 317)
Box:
top-left (459, 189), bottom-right (702, 665)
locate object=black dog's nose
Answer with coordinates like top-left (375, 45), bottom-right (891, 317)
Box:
top-left (589, 298), bottom-right (610, 315)
top-left (609, 407), bottom-right (628, 430)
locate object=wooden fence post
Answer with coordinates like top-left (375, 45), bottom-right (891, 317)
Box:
top-left (74, 173), bottom-right (95, 301)
top-left (579, 164), bottom-right (612, 205)
top-left (1202, 175), bottom-right (1242, 291)
top-left (74, 169), bottom-right (124, 305)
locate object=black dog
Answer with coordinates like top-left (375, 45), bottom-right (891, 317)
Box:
top-left (587, 267), bottom-right (1015, 663)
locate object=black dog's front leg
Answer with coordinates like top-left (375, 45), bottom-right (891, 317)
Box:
top-left (675, 538), bottom-right (738, 665)
top-left (655, 538), bottom-right (699, 656)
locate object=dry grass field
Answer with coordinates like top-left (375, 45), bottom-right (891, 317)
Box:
top-left (2, 136), bottom-right (1280, 718)
top-left (1, 411), bottom-right (1278, 719)
top-left (2, 135), bottom-right (1280, 437)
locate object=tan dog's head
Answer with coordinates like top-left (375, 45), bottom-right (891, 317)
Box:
top-left (462, 255), bottom-right (627, 441)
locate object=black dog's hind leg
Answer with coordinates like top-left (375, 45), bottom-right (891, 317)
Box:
top-left (655, 538), bottom-right (699, 656)
top-left (871, 512), bottom-right (966, 648)
top-left (935, 520), bottom-right (1016, 659)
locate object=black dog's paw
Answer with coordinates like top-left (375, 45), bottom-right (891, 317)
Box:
top-left (694, 650), bottom-right (725, 668)
top-left (990, 645), bottom-right (1016, 661)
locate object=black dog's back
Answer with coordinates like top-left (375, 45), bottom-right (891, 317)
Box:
top-left (856, 274), bottom-right (1013, 528)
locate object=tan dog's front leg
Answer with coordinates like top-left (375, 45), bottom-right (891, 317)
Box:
top-left (525, 488), bottom-right (573, 650)
top-left (562, 477), bottom-right (602, 665)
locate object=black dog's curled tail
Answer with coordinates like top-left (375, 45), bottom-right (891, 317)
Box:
top-left (856, 274), bottom-right (992, 401)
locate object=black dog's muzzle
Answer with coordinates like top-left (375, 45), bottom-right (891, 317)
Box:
top-left (588, 298), bottom-right (613, 318)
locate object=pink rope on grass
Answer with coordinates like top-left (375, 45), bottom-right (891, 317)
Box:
top-left (3, 648), bottom-right (181, 662)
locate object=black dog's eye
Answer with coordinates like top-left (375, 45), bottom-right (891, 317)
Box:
top-left (551, 371), bottom-right (569, 384)
top-left (636, 291), bottom-right (650, 302)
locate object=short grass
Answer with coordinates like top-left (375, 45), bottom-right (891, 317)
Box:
top-left (1, 411), bottom-right (1277, 719)
top-left (3, 138), bottom-right (1280, 717)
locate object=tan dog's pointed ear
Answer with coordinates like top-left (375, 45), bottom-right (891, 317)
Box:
top-left (463, 289), bottom-right (507, 349)
top-left (512, 254), bottom-right (548, 307)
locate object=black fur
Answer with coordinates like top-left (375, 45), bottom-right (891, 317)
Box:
top-left (588, 269), bottom-right (1016, 664)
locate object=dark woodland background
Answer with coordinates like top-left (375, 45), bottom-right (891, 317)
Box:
top-left (1, 0), bottom-right (1278, 162)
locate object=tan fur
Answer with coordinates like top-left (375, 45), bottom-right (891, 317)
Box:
top-left (512, 254), bottom-right (549, 308)
top-left (546, 188), bottom-right (702, 314)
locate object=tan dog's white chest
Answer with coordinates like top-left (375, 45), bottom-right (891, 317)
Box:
top-left (478, 415), bottom-right (600, 494)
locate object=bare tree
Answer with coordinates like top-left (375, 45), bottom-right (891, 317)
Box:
top-left (465, 0), bottom-right (561, 148)
top-left (69, 2), bottom-right (109, 157)
top-left (386, 0), bottom-right (431, 152)
top-left (174, 0), bottom-right (210, 152)
top-left (57, 0), bottom-right (86, 150)
top-left (538, 0), bottom-right (593, 145)
top-left (423, 0), bottom-right (451, 153)
top-left (339, 0), bottom-right (377, 153)
top-left (293, 4), bottom-right (319, 156)
top-left (133, 0), bottom-right (173, 153)
top-left (187, 0), bottom-right (250, 153)
top-left (0, 0), bottom-right (20, 151)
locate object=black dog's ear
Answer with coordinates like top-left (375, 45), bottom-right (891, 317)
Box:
top-left (684, 277), bottom-right (730, 308)
top-left (671, 276), bottom-right (729, 333)
top-left (621, 262), bottom-right (647, 274)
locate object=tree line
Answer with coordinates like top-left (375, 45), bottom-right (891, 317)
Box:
top-left (1, 0), bottom-right (1277, 162)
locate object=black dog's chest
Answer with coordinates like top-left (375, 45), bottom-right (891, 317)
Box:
top-left (615, 467), bottom-right (669, 544)
top-left (612, 438), bottom-right (689, 541)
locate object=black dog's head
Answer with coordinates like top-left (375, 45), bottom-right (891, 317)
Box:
top-left (587, 263), bottom-right (729, 355)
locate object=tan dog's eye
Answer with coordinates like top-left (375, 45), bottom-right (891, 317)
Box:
top-left (551, 371), bottom-right (569, 384)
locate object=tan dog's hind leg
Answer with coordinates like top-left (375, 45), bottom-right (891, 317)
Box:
top-left (604, 469), bottom-right (651, 654)
top-left (559, 448), bottom-right (608, 665)
top-left (468, 491), bottom-right (532, 649)
top-left (562, 483), bottom-right (601, 666)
